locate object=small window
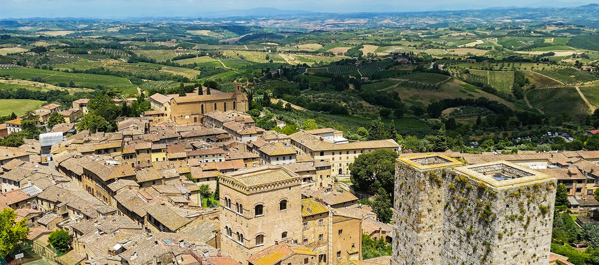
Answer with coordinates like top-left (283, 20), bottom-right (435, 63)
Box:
top-left (282, 232), bottom-right (288, 239)
top-left (319, 234), bottom-right (323, 241)
top-left (319, 219), bottom-right (323, 226)
top-left (304, 258), bottom-right (309, 264)
top-left (280, 200), bottom-right (287, 211)
top-left (338, 229), bottom-right (343, 236)
top-left (303, 238), bottom-right (308, 244)
top-left (337, 251), bottom-right (341, 259)
top-left (303, 222), bottom-right (308, 230)
top-left (255, 205), bottom-right (264, 216)
top-left (256, 235), bottom-right (264, 246)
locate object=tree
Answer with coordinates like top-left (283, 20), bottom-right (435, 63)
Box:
top-left (48, 229), bottom-right (72, 254)
top-left (262, 92), bottom-right (271, 107)
top-left (349, 149), bottom-right (398, 195)
top-left (388, 122), bottom-right (397, 142)
top-left (77, 113), bottom-right (109, 133)
top-left (284, 103), bottom-right (292, 111)
top-left (204, 80), bottom-right (218, 91)
top-left (357, 127), bottom-right (369, 139)
top-left (47, 111), bottom-right (65, 129)
top-left (372, 188), bottom-right (393, 223)
top-left (595, 188), bottom-right (599, 203)
top-left (0, 208), bottom-right (30, 257)
top-left (379, 108), bottom-right (392, 118)
top-left (68, 80), bottom-right (75, 88)
top-left (0, 133), bottom-right (25, 147)
top-left (302, 119), bottom-right (318, 130)
top-left (199, 184), bottom-right (212, 198)
top-left (361, 234), bottom-right (392, 260)
top-left (583, 224), bottom-right (599, 248)
top-left (555, 184), bottom-right (570, 208)
top-left (368, 117), bottom-right (387, 140)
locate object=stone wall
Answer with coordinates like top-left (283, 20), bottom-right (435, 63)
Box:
top-left (393, 157), bottom-right (556, 265)
top-left (393, 161), bottom-right (451, 265)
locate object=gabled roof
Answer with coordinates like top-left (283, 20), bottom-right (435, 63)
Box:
top-left (248, 243), bottom-right (316, 265)
top-left (82, 162), bottom-right (136, 182)
top-left (149, 93), bottom-right (173, 104)
top-left (259, 142), bottom-right (296, 157)
top-left (144, 202), bottom-right (190, 231)
top-left (0, 189), bottom-right (31, 207)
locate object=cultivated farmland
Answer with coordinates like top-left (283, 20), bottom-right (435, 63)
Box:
top-left (0, 68), bottom-right (137, 93)
top-left (527, 87), bottom-right (590, 117)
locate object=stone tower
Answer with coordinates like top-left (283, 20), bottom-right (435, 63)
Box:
top-left (393, 155), bottom-right (556, 265)
top-left (393, 154), bottom-right (463, 265)
top-left (233, 82), bottom-right (249, 112)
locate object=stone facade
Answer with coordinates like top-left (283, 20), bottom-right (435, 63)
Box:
top-left (393, 155), bottom-right (556, 265)
top-left (170, 84), bottom-right (248, 125)
top-left (219, 167), bottom-right (303, 264)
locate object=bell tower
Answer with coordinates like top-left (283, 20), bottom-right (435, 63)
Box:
top-left (233, 82), bottom-right (248, 112)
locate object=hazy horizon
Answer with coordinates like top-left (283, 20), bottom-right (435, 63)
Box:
top-left (0, 0), bottom-right (597, 19)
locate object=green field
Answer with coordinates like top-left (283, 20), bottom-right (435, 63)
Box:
top-left (527, 87), bottom-right (589, 117)
top-left (362, 80), bottom-right (399, 91)
top-left (401, 73), bottom-right (451, 84)
top-left (0, 68), bottom-right (137, 93)
top-left (54, 59), bottom-right (102, 71)
top-left (132, 50), bottom-right (181, 62)
top-left (0, 99), bottom-right (45, 116)
top-left (174, 56), bottom-right (220, 65)
top-left (538, 68), bottom-right (599, 85)
top-left (160, 66), bottom-right (202, 79)
top-left (524, 71), bottom-right (563, 88)
top-left (488, 71), bottom-right (514, 93)
top-left (531, 46), bottom-right (574, 51)
top-left (579, 86), bottom-right (599, 109)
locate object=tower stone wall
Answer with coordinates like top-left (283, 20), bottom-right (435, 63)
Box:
top-left (393, 155), bottom-right (556, 265)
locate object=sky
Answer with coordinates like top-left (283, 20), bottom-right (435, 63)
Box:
top-left (0, 0), bottom-right (596, 19)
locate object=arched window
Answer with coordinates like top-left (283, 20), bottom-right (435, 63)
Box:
top-left (237, 232), bottom-right (244, 245)
top-left (214, 103), bottom-right (217, 110)
top-left (201, 104), bottom-right (204, 114)
top-left (282, 232), bottom-right (288, 239)
top-left (233, 101), bottom-right (236, 110)
top-left (225, 198), bottom-right (231, 208)
top-left (255, 205), bottom-right (264, 216)
top-left (280, 200), bottom-right (287, 211)
top-left (256, 235), bottom-right (264, 246)
top-left (238, 204), bottom-right (243, 215)
top-left (224, 102), bottom-right (227, 111)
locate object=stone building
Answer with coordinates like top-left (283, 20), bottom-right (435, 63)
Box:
top-left (169, 84), bottom-right (248, 125)
top-left (6, 119), bottom-right (22, 135)
top-left (219, 166), bottom-right (303, 264)
top-left (72, 98), bottom-right (90, 114)
top-left (301, 198), bottom-right (362, 265)
top-left (219, 166), bottom-right (361, 265)
top-left (393, 154), bottom-right (556, 265)
top-left (290, 131), bottom-right (399, 176)
top-left (258, 142), bottom-right (297, 166)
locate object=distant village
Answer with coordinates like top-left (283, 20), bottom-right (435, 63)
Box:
top-left (0, 85), bottom-right (596, 265)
